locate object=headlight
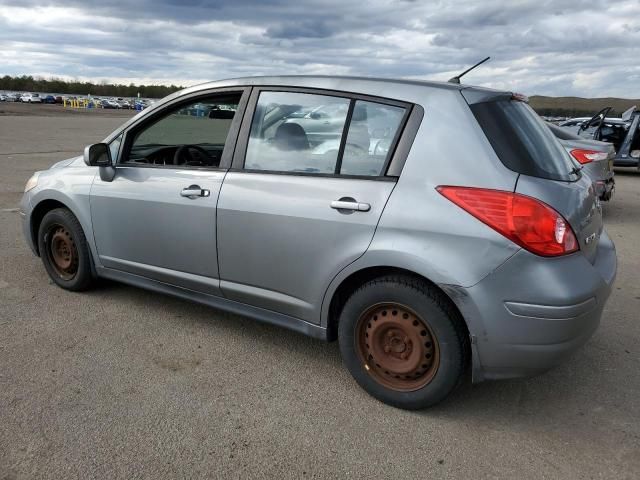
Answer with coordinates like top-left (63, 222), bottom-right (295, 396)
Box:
top-left (24, 172), bottom-right (40, 192)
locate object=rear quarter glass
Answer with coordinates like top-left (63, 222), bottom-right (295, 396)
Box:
top-left (469, 98), bottom-right (578, 182)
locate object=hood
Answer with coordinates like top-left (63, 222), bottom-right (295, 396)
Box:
top-left (50, 155), bottom-right (83, 169)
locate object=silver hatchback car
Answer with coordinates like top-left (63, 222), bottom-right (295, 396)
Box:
top-left (20, 76), bottom-right (617, 409)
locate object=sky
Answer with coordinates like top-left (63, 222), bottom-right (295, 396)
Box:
top-left (1, 0), bottom-right (639, 98)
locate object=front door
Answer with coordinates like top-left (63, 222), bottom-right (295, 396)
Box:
top-left (217, 89), bottom-right (410, 322)
top-left (90, 90), bottom-right (248, 294)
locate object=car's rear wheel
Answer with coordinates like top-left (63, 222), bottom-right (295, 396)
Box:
top-left (38, 208), bottom-right (95, 291)
top-left (338, 275), bottom-right (467, 409)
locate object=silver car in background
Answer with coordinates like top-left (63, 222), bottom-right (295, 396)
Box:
top-left (547, 123), bottom-right (615, 200)
top-left (20, 76), bottom-right (616, 409)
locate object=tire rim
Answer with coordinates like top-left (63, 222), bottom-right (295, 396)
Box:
top-left (46, 225), bottom-right (78, 280)
top-left (355, 303), bottom-right (440, 392)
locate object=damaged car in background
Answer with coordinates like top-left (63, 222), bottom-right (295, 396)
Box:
top-left (560, 106), bottom-right (640, 168)
top-left (547, 123), bottom-right (615, 201)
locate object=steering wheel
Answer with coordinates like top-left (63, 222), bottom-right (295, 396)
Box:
top-left (173, 144), bottom-right (214, 166)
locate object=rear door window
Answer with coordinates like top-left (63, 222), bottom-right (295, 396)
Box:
top-left (245, 91), bottom-right (350, 174)
top-left (339, 100), bottom-right (405, 176)
top-left (244, 91), bottom-right (407, 177)
top-left (470, 99), bottom-right (577, 181)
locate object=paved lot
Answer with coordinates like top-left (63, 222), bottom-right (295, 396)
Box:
top-left (1, 103), bottom-right (639, 479)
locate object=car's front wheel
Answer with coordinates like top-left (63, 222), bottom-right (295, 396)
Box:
top-left (37, 208), bottom-right (95, 291)
top-left (338, 275), bottom-right (468, 410)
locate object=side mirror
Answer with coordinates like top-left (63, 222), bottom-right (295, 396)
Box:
top-left (84, 143), bottom-right (112, 166)
top-left (309, 112), bottom-right (322, 120)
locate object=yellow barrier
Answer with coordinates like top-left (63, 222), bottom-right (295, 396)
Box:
top-left (63, 98), bottom-right (98, 108)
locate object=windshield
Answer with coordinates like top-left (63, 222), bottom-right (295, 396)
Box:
top-left (471, 99), bottom-right (578, 182)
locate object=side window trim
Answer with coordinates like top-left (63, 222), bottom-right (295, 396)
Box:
top-left (231, 86), bottom-right (413, 180)
top-left (333, 99), bottom-right (355, 175)
top-left (117, 87), bottom-right (251, 171)
top-left (385, 104), bottom-right (424, 177)
top-left (108, 133), bottom-right (124, 164)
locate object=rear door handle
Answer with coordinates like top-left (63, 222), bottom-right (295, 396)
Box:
top-left (330, 200), bottom-right (371, 212)
top-left (180, 184), bottom-right (210, 199)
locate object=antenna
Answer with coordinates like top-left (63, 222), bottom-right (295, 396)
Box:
top-left (448, 56), bottom-right (490, 84)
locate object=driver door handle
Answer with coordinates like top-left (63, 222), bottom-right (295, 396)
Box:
top-left (180, 185), bottom-right (210, 199)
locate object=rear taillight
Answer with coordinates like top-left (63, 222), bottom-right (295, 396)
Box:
top-left (570, 149), bottom-right (609, 164)
top-left (437, 186), bottom-right (579, 257)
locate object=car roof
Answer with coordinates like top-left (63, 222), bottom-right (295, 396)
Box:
top-left (164, 75), bottom-right (509, 112)
top-left (194, 75), bottom-right (469, 92)
top-left (103, 75), bottom-right (510, 143)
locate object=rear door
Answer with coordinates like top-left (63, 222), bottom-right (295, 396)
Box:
top-left (216, 88), bottom-right (411, 323)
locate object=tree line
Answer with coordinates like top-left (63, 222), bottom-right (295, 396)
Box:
top-left (0, 75), bottom-right (183, 98)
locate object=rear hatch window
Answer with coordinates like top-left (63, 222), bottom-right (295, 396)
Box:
top-left (469, 98), bottom-right (578, 182)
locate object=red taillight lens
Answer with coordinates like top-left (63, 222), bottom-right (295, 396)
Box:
top-left (570, 149), bottom-right (609, 165)
top-left (437, 186), bottom-right (579, 257)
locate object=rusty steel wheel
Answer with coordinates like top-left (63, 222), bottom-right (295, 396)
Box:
top-left (38, 208), bottom-right (95, 291)
top-left (355, 303), bottom-right (440, 392)
top-left (46, 224), bottom-right (79, 281)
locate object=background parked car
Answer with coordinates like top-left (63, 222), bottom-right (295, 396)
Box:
top-left (548, 123), bottom-right (615, 200)
top-left (20, 93), bottom-right (42, 103)
top-left (43, 95), bottom-right (56, 104)
top-left (0, 93), bottom-right (8, 101)
top-left (100, 99), bottom-right (120, 109)
top-left (560, 107), bottom-right (640, 168)
top-left (559, 117), bottom-right (598, 129)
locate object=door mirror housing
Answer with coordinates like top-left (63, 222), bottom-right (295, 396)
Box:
top-left (84, 143), bottom-right (116, 182)
top-left (84, 143), bottom-right (112, 167)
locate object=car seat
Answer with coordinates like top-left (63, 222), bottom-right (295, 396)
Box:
top-left (274, 123), bottom-right (310, 151)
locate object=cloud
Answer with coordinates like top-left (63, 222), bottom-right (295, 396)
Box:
top-left (0, 0), bottom-right (638, 97)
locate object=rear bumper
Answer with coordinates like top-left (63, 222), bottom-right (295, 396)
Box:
top-left (445, 229), bottom-right (617, 382)
top-left (582, 161), bottom-right (615, 199)
top-left (594, 177), bottom-right (615, 200)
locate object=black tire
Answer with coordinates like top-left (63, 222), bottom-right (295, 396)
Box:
top-left (37, 208), bottom-right (95, 291)
top-left (338, 275), bottom-right (468, 410)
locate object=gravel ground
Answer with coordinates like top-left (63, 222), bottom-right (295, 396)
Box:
top-left (1, 103), bottom-right (639, 479)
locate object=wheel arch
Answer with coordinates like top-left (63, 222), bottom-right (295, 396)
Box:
top-left (29, 194), bottom-right (92, 260)
top-left (30, 199), bottom-right (70, 255)
top-left (324, 264), bottom-right (471, 346)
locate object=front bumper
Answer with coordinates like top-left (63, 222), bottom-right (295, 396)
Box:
top-left (20, 192), bottom-right (37, 255)
top-left (446, 229), bottom-right (617, 382)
